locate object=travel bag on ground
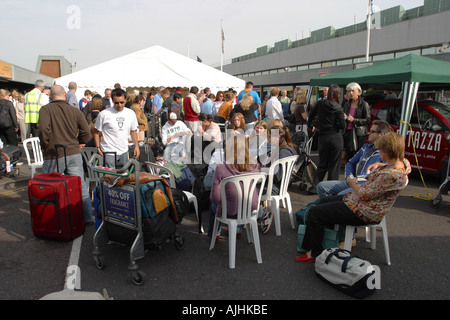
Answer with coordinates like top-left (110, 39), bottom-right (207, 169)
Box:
top-left (175, 166), bottom-right (195, 191)
top-left (296, 199), bottom-right (338, 253)
top-left (315, 248), bottom-right (378, 299)
top-left (170, 187), bottom-right (195, 222)
top-left (28, 144), bottom-right (85, 241)
top-left (0, 144), bottom-right (22, 175)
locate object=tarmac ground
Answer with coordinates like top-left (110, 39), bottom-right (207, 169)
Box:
top-left (1, 144), bottom-right (450, 304)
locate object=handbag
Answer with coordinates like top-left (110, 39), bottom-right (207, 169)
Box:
top-left (297, 205), bottom-right (339, 253)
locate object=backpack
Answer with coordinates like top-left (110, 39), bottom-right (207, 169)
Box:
top-left (0, 102), bottom-right (12, 129)
top-left (175, 166), bottom-right (195, 191)
top-left (170, 188), bottom-right (195, 223)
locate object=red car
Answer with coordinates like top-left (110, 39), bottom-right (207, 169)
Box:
top-left (369, 99), bottom-right (450, 175)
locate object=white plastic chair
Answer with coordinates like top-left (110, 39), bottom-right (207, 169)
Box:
top-left (80, 147), bottom-right (101, 191)
top-left (23, 137), bottom-right (44, 178)
top-left (342, 179), bottom-right (409, 266)
top-left (145, 161), bottom-right (201, 233)
top-left (342, 216), bottom-right (391, 265)
top-left (209, 172), bottom-right (266, 269)
top-left (261, 155), bottom-right (299, 236)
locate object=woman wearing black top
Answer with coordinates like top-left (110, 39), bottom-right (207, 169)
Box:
top-left (307, 84), bottom-right (346, 192)
top-left (229, 94), bottom-right (258, 130)
top-left (342, 82), bottom-right (371, 161)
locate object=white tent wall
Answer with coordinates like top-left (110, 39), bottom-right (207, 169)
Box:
top-left (54, 45), bottom-right (245, 102)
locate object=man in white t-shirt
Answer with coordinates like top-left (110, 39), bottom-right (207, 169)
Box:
top-left (93, 88), bottom-right (140, 168)
top-left (161, 112), bottom-right (191, 164)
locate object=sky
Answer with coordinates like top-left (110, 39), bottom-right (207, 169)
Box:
top-left (1, 0), bottom-right (425, 73)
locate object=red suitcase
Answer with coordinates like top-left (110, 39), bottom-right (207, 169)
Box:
top-left (28, 145), bottom-right (85, 241)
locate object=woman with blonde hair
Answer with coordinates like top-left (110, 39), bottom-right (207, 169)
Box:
top-left (229, 93), bottom-right (259, 130)
top-left (342, 82), bottom-right (370, 161)
top-left (259, 124), bottom-right (297, 233)
top-left (209, 135), bottom-right (260, 240)
top-left (297, 132), bottom-right (411, 263)
top-left (291, 89), bottom-right (308, 133)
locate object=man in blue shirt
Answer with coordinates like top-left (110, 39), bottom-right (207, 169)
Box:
top-left (316, 120), bottom-right (391, 198)
top-left (152, 88), bottom-right (170, 115)
top-left (200, 95), bottom-right (216, 115)
top-left (237, 82), bottom-right (261, 104)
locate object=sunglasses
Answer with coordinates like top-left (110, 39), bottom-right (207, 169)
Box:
top-left (369, 130), bottom-right (381, 133)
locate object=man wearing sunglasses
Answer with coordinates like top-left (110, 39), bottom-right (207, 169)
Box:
top-left (316, 120), bottom-right (391, 199)
top-left (93, 88), bottom-right (140, 168)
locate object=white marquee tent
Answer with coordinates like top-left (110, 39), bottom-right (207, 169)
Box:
top-left (54, 45), bottom-right (245, 99)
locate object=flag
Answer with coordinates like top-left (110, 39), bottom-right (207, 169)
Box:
top-left (368, 0), bottom-right (381, 29)
top-left (197, 56), bottom-right (203, 63)
top-left (221, 23), bottom-right (225, 54)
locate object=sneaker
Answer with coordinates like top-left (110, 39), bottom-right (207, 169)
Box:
top-left (261, 210), bottom-right (273, 234)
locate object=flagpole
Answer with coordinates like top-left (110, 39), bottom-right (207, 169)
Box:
top-left (221, 20), bottom-right (224, 72)
top-left (366, 0), bottom-right (372, 62)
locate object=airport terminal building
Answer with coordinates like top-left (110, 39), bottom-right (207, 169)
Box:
top-left (222, 0), bottom-right (450, 97)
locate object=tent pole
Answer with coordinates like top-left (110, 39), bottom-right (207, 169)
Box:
top-left (400, 81), bottom-right (420, 138)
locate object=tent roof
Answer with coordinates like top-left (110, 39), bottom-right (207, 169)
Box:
top-left (309, 54), bottom-right (450, 87)
top-left (54, 45), bottom-right (244, 92)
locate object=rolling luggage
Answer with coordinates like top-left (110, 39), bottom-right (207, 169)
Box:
top-left (28, 144), bottom-right (85, 241)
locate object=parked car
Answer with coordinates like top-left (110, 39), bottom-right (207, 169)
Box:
top-left (369, 99), bottom-right (450, 174)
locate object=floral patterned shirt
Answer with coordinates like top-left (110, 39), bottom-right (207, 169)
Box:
top-left (343, 159), bottom-right (411, 224)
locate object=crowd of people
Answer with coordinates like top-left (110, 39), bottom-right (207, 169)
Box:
top-left (0, 79), bottom-right (410, 263)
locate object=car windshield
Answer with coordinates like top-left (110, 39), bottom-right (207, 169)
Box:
top-left (420, 100), bottom-right (450, 121)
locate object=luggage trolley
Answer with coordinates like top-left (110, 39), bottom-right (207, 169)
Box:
top-left (90, 157), bottom-right (147, 285)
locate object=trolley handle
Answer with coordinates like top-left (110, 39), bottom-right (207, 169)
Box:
top-left (88, 154), bottom-right (135, 177)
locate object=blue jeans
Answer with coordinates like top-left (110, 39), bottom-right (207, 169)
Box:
top-left (317, 180), bottom-right (351, 199)
top-left (42, 153), bottom-right (93, 223)
top-left (104, 152), bottom-right (128, 168)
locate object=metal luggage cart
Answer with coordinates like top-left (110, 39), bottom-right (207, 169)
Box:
top-left (90, 157), bottom-right (146, 285)
top-left (431, 153), bottom-right (450, 208)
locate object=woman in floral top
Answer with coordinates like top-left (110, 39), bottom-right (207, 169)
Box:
top-left (297, 132), bottom-right (411, 263)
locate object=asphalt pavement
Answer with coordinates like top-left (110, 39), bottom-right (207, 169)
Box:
top-left (1, 144), bottom-right (450, 303)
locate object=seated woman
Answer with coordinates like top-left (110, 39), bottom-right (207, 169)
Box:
top-left (195, 113), bottom-right (222, 163)
top-left (259, 124), bottom-right (297, 233)
top-left (209, 135), bottom-right (260, 241)
top-left (297, 132), bottom-right (411, 263)
top-left (249, 120), bottom-right (268, 163)
top-left (197, 113), bottom-right (222, 144)
top-left (229, 112), bottom-right (249, 137)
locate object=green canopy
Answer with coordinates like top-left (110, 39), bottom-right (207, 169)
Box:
top-left (310, 54), bottom-right (450, 87)
top-left (308, 54), bottom-right (450, 137)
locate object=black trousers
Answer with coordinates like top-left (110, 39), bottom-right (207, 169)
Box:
top-left (316, 132), bottom-right (343, 182)
top-left (0, 126), bottom-right (18, 146)
top-left (301, 195), bottom-right (366, 257)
